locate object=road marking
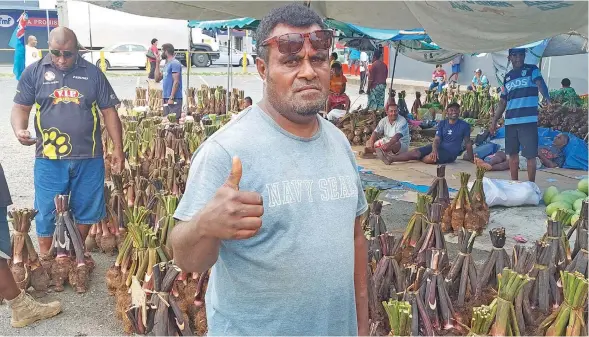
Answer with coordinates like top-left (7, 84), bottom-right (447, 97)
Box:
top-left (198, 75), bottom-right (209, 86)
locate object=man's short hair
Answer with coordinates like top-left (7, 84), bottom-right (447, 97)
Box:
top-left (151, 38), bottom-right (158, 45)
top-left (331, 52), bottom-right (338, 60)
top-left (373, 49), bottom-right (382, 60)
top-left (436, 64), bottom-right (442, 68)
top-left (244, 96), bottom-right (252, 104)
top-left (561, 78), bottom-right (571, 87)
top-left (161, 43), bottom-right (174, 55)
top-left (447, 102), bottom-right (460, 110)
top-left (255, 3), bottom-right (326, 61)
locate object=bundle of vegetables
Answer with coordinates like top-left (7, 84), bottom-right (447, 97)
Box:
top-left (337, 112), bottom-right (377, 146)
top-left (397, 91), bottom-right (409, 117)
top-left (87, 185), bottom-right (119, 255)
top-left (476, 227), bottom-right (511, 293)
top-left (538, 270), bottom-right (588, 336)
top-left (52, 195), bottom-right (90, 293)
top-left (367, 263), bottom-right (386, 336)
top-left (420, 248), bottom-right (457, 331)
top-left (426, 165), bottom-right (450, 215)
top-left (511, 244), bottom-right (536, 334)
top-left (135, 87), bottom-right (147, 107)
top-left (438, 89), bottom-right (449, 111)
top-left (469, 268), bottom-right (531, 336)
top-left (469, 166), bottom-right (490, 231)
top-left (538, 103), bottom-right (588, 139)
top-left (382, 299), bottom-right (411, 336)
top-left (529, 240), bottom-right (560, 314)
top-left (148, 88), bottom-right (163, 114)
top-left (373, 233), bottom-right (404, 305)
top-left (367, 236), bottom-right (382, 273)
top-left (566, 200), bottom-right (588, 276)
top-left (8, 208), bottom-right (49, 292)
top-left (442, 172), bottom-right (479, 233)
top-left (229, 88), bottom-right (245, 112)
top-left (412, 202), bottom-right (449, 269)
top-left (402, 264), bottom-right (434, 336)
top-left (411, 92), bottom-right (422, 117)
top-left (186, 87), bottom-right (197, 114)
top-left (400, 194), bottom-right (432, 248)
top-left (363, 187), bottom-right (386, 238)
top-left (542, 210), bottom-right (572, 272)
top-left (445, 228), bottom-right (477, 305)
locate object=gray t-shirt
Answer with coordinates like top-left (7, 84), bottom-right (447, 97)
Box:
top-left (375, 115), bottom-right (410, 148)
top-left (174, 105), bottom-right (368, 336)
top-left (0, 163), bottom-right (12, 208)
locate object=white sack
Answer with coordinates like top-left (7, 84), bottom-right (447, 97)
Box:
top-left (467, 177), bottom-right (541, 207)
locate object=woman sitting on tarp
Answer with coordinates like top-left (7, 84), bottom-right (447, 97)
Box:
top-left (550, 78), bottom-right (583, 107)
top-left (326, 62), bottom-right (351, 113)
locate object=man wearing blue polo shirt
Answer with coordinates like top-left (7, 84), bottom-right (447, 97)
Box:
top-left (490, 48), bottom-right (550, 182)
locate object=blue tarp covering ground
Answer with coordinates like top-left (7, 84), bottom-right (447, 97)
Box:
top-left (358, 166), bottom-right (458, 193)
top-left (492, 127), bottom-right (588, 171)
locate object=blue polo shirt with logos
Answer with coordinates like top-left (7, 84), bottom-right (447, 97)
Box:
top-left (13, 54), bottom-right (120, 159)
top-left (162, 59), bottom-right (183, 100)
top-left (500, 64), bottom-right (543, 125)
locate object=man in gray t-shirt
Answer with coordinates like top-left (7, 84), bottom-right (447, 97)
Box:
top-left (170, 4), bottom-right (369, 336)
top-left (362, 103), bottom-right (410, 158)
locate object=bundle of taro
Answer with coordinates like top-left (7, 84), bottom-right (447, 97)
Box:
top-left (529, 239), bottom-right (562, 315)
top-left (397, 91), bottom-right (410, 117)
top-left (186, 87), bottom-right (197, 114)
top-left (87, 185), bottom-right (120, 256)
top-left (476, 227), bottom-right (511, 293)
top-left (8, 208), bottom-right (50, 292)
top-left (230, 88), bottom-right (244, 112)
top-left (51, 195), bottom-right (91, 293)
top-left (412, 202), bottom-right (449, 269)
top-left (402, 264), bottom-right (434, 336)
top-left (468, 166), bottom-right (489, 230)
top-left (382, 299), bottom-right (412, 336)
top-left (511, 244), bottom-right (536, 334)
top-left (426, 165), bottom-right (450, 213)
top-left (566, 200), bottom-right (588, 276)
top-left (542, 209), bottom-right (572, 273)
top-left (135, 87), bottom-right (147, 107)
top-left (400, 193), bottom-right (431, 249)
top-left (148, 88), bottom-right (163, 115)
top-left (538, 270), bottom-right (588, 336)
top-left (468, 268), bottom-right (532, 336)
top-left (445, 228), bottom-right (477, 305)
top-left (367, 262), bottom-right (385, 336)
top-left (442, 172), bottom-right (479, 233)
top-left (420, 248), bottom-right (457, 332)
top-left (363, 187), bottom-right (386, 238)
top-left (411, 92), bottom-right (422, 117)
top-left (373, 233), bottom-right (403, 305)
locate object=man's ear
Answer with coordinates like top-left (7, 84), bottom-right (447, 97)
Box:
top-left (256, 57), bottom-right (267, 81)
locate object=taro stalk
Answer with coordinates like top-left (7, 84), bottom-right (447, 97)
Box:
top-left (511, 244), bottom-right (536, 335)
top-left (367, 236), bottom-right (383, 273)
top-left (151, 261), bottom-right (193, 336)
top-left (126, 303), bottom-right (157, 335)
top-left (445, 227), bottom-right (477, 305)
top-left (487, 268), bottom-right (532, 336)
top-left (159, 195), bottom-right (178, 249)
top-left (426, 165), bottom-right (450, 212)
top-left (401, 194), bottom-right (432, 248)
top-left (421, 248), bottom-right (456, 331)
top-left (367, 263), bottom-right (387, 336)
top-left (382, 299), bottom-right (412, 336)
top-left (402, 264), bottom-right (434, 336)
top-left (126, 130), bottom-right (140, 168)
top-left (469, 166), bottom-right (490, 230)
top-left (529, 240), bottom-right (561, 314)
top-left (413, 202), bottom-right (449, 269)
top-left (363, 187), bottom-right (386, 239)
top-left (566, 201), bottom-right (588, 277)
top-left (477, 227), bottom-right (511, 294)
top-left (543, 210), bottom-right (572, 273)
top-left (468, 305), bottom-right (494, 336)
top-left (373, 234), bottom-right (404, 306)
top-left (112, 173), bottom-right (127, 247)
top-left (537, 270), bottom-right (588, 336)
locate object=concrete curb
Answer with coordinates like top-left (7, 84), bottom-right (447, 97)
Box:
top-left (346, 76), bottom-right (470, 93)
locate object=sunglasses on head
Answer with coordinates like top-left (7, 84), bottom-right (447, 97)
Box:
top-left (49, 49), bottom-right (75, 58)
top-left (261, 29), bottom-right (333, 55)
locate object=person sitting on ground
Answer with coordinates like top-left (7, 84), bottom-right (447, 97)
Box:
top-left (361, 103), bottom-right (410, 158)
top-left (376, 102), bottom-right (474, 165)
top-left (243, 96), bottom-right (253, 108)
top-left (429, 64), bottom-right (447, 92)
top-left (475, 133), bottom-right (569, 171)
top-left (330, 52), bottom-right (338, 67)
top-left (326, 62), bottom-right (350, 112)
top-left (468, 69), bottom-right (489, 91)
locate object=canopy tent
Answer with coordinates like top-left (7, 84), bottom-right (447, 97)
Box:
top-left (324, 19), bottom-right (428, 42)
top-left (86, 1), bottom-right (587, 53)
top-left (188, 17), bottom-right (259, 30)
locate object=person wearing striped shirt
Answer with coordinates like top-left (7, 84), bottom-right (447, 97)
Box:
top-left (490, 48), bottom-right (551, 183)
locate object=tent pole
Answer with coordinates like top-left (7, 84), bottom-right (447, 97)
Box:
top-left (226, 28), bottom-right (231, 114)
top-left (187, 26), bottom-right (190, 94)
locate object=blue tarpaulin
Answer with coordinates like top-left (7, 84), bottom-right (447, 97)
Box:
top-left (492, 127), bottom-right (588, 171)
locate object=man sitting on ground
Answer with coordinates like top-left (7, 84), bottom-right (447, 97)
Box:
top-left (361, 104), bottom-right (410, 158)
top-left (468, 69), bottom-right (489, 91)
top-left (376, 102), bottom-right (473, 165)
top-left (475, 133), bottom-right (569, 171)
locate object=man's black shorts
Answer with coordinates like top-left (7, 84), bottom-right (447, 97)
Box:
top-left (164, 99), bottom-right (183, 121)
top-left (505, 122), bottom-right (538, 159)
top-left (417, 144), bottom-right (457, 164)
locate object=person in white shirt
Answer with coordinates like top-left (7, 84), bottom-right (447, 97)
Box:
top-left (25, 35), bottom-right (40, 67)
top-left (359, 51), bottom-right (368, 94)
top-left (361, 103), bottom-right (410, 158)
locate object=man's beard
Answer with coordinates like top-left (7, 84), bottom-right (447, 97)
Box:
top-left (266, 74), bottom-right (327, 118)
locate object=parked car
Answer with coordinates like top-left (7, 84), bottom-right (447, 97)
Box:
top-left (214, 46), bottom-right (255, 66)
top-left (81, 43), bottom-right (149, 69)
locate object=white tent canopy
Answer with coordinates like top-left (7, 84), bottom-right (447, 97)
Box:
top-left (85, 1), bottom-right (587, 53)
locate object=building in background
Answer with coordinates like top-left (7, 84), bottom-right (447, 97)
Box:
top-left (0, 0), bottom-right (58, 64)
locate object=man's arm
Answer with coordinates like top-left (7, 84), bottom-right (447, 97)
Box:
top-left (169, 65), bottom-right (181, 100)
top-left (354, 215), bottom-right (369, 336)
top-left (538, 151), bottom-right (558, 168)
top-left (491, 96), bottom-right (507, 134)
top-left (11, 66), bottom-right (36, 145)
top-left (536, 78), bottom-right (551, 104)
top-left (101, 107), bottom-right (123, 152)
top-left (171, 215), bottom-right (222, 273)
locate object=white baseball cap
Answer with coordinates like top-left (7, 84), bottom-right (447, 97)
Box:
top-left (475, 68), bottom-right (482, 73)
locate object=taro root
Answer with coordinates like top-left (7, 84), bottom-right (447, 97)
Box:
top-left (442, 172), bottom-right (480, 233)
top-left (468, 166), bottom-right (490, 231)
top-left (401, 194), bottom-right (432, 249)
top-left (426, 165), bottom-right (450, 213)
top-left (445, 228), bottom-right (477, 305)
top-left (8, 208), bottom-right (49, 292)
top-left (476, 227), bottom-right (511, 294)
top-left (413, 203), bottom-right (449, 269)
top-left (100, 220), bottom-right (117, 256)
top-left (85, 224), bottom-right (98, 252)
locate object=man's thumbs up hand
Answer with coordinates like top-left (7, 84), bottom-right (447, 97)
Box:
top-left (198, 156), bottom-right (264, 240)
